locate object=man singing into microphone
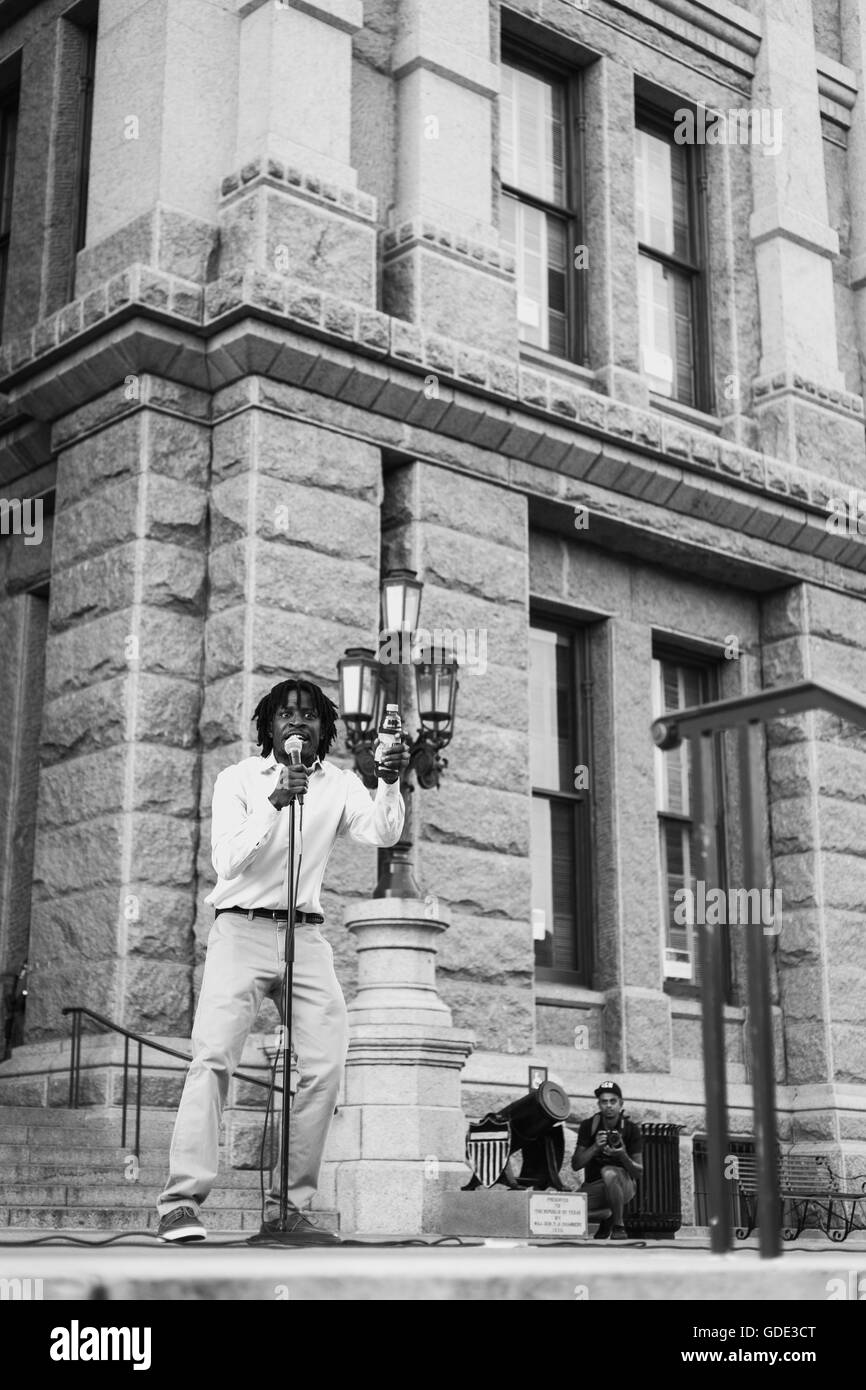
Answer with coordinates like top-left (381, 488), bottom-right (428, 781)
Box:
top-left (156, 676), bottom-right (408, 1245)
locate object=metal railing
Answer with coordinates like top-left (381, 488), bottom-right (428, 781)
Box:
top-left (62, 1005), bottom-right (281, 1158)
top-left (651, 676), bottom-right (866, 1259)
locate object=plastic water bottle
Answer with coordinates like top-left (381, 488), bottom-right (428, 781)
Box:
top-left (374, 704), bottom-right (402, 768)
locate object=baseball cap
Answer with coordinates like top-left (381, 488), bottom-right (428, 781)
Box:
top-left (594, 1079), bottom-right (623, 1099)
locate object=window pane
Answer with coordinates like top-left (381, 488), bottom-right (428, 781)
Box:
top-left (530, 627), bottom-right (572, 789)
top-left (653, 655), bottom-right (721, 987)
top-left (531, 794), bottom-right (554, 952)
top-left (501, 199), bottom-right (568, 354)
top-left (638, 255), bottom-right (695, 406)
top-left (635, 127), bottom-right (690, 258)
top-left (661, 818), bottom-right (693, 971)
top-left (546, 216), bottom-right (568, 357)
top-left (0, 105), bottom-right (16, 234)
top-left (533, 798), bottom-right (578, 972)
top-left (501, 63), bottom-right (565, 204)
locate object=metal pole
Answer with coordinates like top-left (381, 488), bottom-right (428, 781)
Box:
top-left (694, 731), bottom-right (731, 1254)
top-left (121, 1033), bottom-right (129, 1148)
top-left (739, 721), bottom-right (781, 1258)
top-left (135, 1040), bottom-right (143, 1160)
top-left (278, 795), bottom-right (298, 1230)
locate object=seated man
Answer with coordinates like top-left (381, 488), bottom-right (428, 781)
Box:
top-left (571, 1079), bottom-right (643, 1241)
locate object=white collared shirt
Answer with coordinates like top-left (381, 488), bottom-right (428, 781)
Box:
top-left (205, 752), bottom-right (405, 914)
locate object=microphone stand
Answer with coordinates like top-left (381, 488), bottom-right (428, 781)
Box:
top-left (277, 783), bottom-right (299, 1235)
top-left (258, 757), bottom-right (304, 1246)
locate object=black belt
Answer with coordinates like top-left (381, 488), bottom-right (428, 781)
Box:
top-left (216, 907), bottom-right (324, 925)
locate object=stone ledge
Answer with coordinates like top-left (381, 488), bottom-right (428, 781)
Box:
top-left (383, 216), bottom-right (514, 277)
top-left (220, 156), bottom-right (377, 223)
top-left (753, 371), bottom-right (864, 422)
top-left (0, 281), bottom-right (862, 537)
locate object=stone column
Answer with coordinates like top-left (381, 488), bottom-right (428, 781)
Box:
top-left (76, 0), bottom-right (237, 289)
top-left (762, 584), bottom-right (866, 1167)
top-left (603, 618), bottom-right (672, 1074)
top-left (236, 0), bottom-right (362, 185)
top-left (26, 377), bottom-right (210, 1041)
top-left (383, 0), bottom-right (516, 356)
top-left (202, 385), bottom-right (384, 988)
top-left (380, 460), bottom-right (535, 1057)
top-left (320, 897), bottom-right (474, 1233)
top-left (749, 0), bottom-right (865, 478)
top-left (582, 58), bottom-right (646, 407)
top-left (217, 2), bottom-right (377, 308)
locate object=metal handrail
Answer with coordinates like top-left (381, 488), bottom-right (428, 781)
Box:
top-left (62, 1005), bottom-right (282, 1158)
top-left (650, 677), bottom-right (866, 1260)
top-left (652, 677), bottom-right (866, 749)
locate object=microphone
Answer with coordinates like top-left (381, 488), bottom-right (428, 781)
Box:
top-left (284, 735), bottom-right (305, 804)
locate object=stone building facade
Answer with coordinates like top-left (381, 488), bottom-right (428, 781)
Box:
top-left (1, 0), bottom-right (865, 1228)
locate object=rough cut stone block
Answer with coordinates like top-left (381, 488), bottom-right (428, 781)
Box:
top-left (56, 416), bottom-right (143, 507)
top-left (124, 959), bottom-right (193, 1034)
top-left (32, 815), bottom-right (125, 894)
top-left (436, 915), bottom-right (533, 979)
top-left (419, 781), bottom-right (529, 858)
top-left (146, 478), bottom-right (208, 545)
top-left (134, 675), bottom-right (201, 747)
top-left (421, 525), bottom-right (527, 606)
top-left (41, 680), bottom-right (128, 764)
top-left (52, 481), bottom-right (141, 570)
top-left (438, 979), bottom-right (533, 1053)
top-left (120, 885), bottom-right (196, 960)
top-left (25, 952), bottom-right (118, 1038)
top-left (219, 187), bottom-right (376, 306)
top-left (254, 475), bottom-right (379, 562)
top-left (253, 413), bottom-right (381, 500)
top-left (148, 413), bottom-right (211, 487)
top-left (44, 610), bottom-right (132, 697)
top-left (128, 813), bottom-right (198, 887)
top-left (252, 541), bottom-right (379, 626)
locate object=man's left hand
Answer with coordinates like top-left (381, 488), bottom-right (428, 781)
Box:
top-left (377, 740), bottom-right (410, 783)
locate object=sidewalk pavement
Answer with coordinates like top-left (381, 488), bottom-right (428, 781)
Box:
top-left (0, 1229), bottom-right (863, 1301)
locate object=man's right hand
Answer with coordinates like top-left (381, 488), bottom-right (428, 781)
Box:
top-left (268, 765), bottom-right (309, 809)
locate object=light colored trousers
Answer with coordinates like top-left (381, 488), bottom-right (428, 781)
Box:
top-left (157, 910), bottom-right (349, 1219)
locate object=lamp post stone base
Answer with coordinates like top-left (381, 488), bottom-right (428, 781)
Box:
top-left (321, 897), bottom-right (474, 1234)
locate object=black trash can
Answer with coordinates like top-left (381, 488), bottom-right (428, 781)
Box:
top-left (623, 1123), bottom-right (683, 1237)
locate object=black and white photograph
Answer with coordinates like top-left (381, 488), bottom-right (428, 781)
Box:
top-left (0, 0), bottom-right (864, 1353)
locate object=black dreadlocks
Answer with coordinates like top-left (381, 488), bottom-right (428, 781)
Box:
top-left (252, 678), bottom-right (340, 761)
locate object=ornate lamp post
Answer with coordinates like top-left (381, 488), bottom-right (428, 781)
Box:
top-left (337, 569), bottom-right (459, 898)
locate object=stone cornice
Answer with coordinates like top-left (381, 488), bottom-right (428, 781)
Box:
top-left (817, 54), bottom-right (858, 129)
top-left (382, 217), bottom-right (514, 278)
top-left (561, 0), bottom-right (759, 78)
top-left (220, 157), bottom-right (376, 223)
top-left (237, 0), bottom-right (363, 34)
top-left (0, 266), bottom-right (864, 585)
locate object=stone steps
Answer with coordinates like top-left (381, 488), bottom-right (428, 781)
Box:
top-left (0, 1102), bottom-right (275, 1233)
top-left (0, 1163), bottom-right (265, 1187)
top-left (0, 1183), bottom-right (266, 1208)
top-left (0, 1206), bottom-right (263, 1231)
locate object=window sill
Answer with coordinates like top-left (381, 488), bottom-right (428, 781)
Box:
top-left (535, 976), bottom-right (605, 1005)
top-left (650, 391), bottom-right (723, 435)
top-left (520, 345), bottom-right (597, 390)
top-left (668, 994), bottom-right (745, 1021)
